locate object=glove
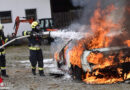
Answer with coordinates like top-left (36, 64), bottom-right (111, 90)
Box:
top-left (22, 31), bottom-right (31, 36)
top-left (30, 32), bottom-right (38, 37)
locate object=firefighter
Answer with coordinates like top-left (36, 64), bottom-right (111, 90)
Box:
top-left (22, 21), bottom-right (45, 76)
top-left (0, 24), bottom-right (9, 77)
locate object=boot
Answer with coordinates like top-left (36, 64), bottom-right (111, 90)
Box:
top-left (32, 69), bottom-right (36, 75)
top-left (1, 70), bottom-right (9, 77)
top-left (39, 70), bottom-right (45, 76)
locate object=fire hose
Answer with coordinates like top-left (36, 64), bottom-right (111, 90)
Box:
top-left (0, 31), bottom-right (50, 49)
top-left (0, 30), bottom-right (84, 49)
top-left (0, 35), bottom-right (30, 49)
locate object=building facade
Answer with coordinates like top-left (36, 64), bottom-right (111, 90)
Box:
top-left (0, 0), bottom-right (51, 36)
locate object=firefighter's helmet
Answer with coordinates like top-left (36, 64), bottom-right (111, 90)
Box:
top-left (31, 21), bottom-right (39, 29)
top-left (0, 24), bottom-right (4, 30)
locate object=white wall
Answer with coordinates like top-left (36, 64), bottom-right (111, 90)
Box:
top-left (0, 0), bottom-right (51, 36)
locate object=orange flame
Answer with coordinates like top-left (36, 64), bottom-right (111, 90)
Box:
top-left (54, 52), bottom-right (60, 61)
top-left (124, 40), bottom-right (130, 47)
top-left (68, 4), bottom-right (130, 84)
top-left (54, 3), bottom-right (130, 84)
top-left (87, 53), bottom-right (115, 69)
top-left (88, 5), bottom-right (121, 49)
top-left (69, 39), bottom-right (86, 68)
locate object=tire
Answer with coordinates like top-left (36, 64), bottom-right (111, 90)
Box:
top-left (70, 65), bottom-right (86, 81)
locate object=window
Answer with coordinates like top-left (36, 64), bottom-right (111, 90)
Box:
top-left (25, 9), bottom-right (37, 20)
top-left (0, 11), bottom-right (12, 23)
top-left (39, 18), bottom-right (53, 29)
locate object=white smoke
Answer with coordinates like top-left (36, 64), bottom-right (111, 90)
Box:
top-left (71, 0), bottom-right (125, 24)
top-left (71, 0), bottom-right (89, 7)
top-left (51, 0), bottom-right (127, 55)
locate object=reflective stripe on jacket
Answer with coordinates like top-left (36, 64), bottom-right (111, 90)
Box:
top-left (0, 51), bottom-right (5, 55)
top-left (29, 46), bottom-right (41, 50)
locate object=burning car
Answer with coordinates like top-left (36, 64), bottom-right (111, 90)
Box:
top-left (53, 4), bottom-right (130, 84)
top-left (54, 38), bottom-right (130, 84)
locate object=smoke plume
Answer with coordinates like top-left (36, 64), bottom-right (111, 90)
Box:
top-left (51, 0), bottom-right (130, 54)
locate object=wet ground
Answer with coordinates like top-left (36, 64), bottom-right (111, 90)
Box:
top-left (1, 45), bottom-right (130, 90)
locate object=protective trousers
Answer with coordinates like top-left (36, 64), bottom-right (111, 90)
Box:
top-left (29, 49), bottom-right (44, 75)
top-left (0, 55), bottom-right (6, 70)
top-left (0, 54), bottom-right (8, 77)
